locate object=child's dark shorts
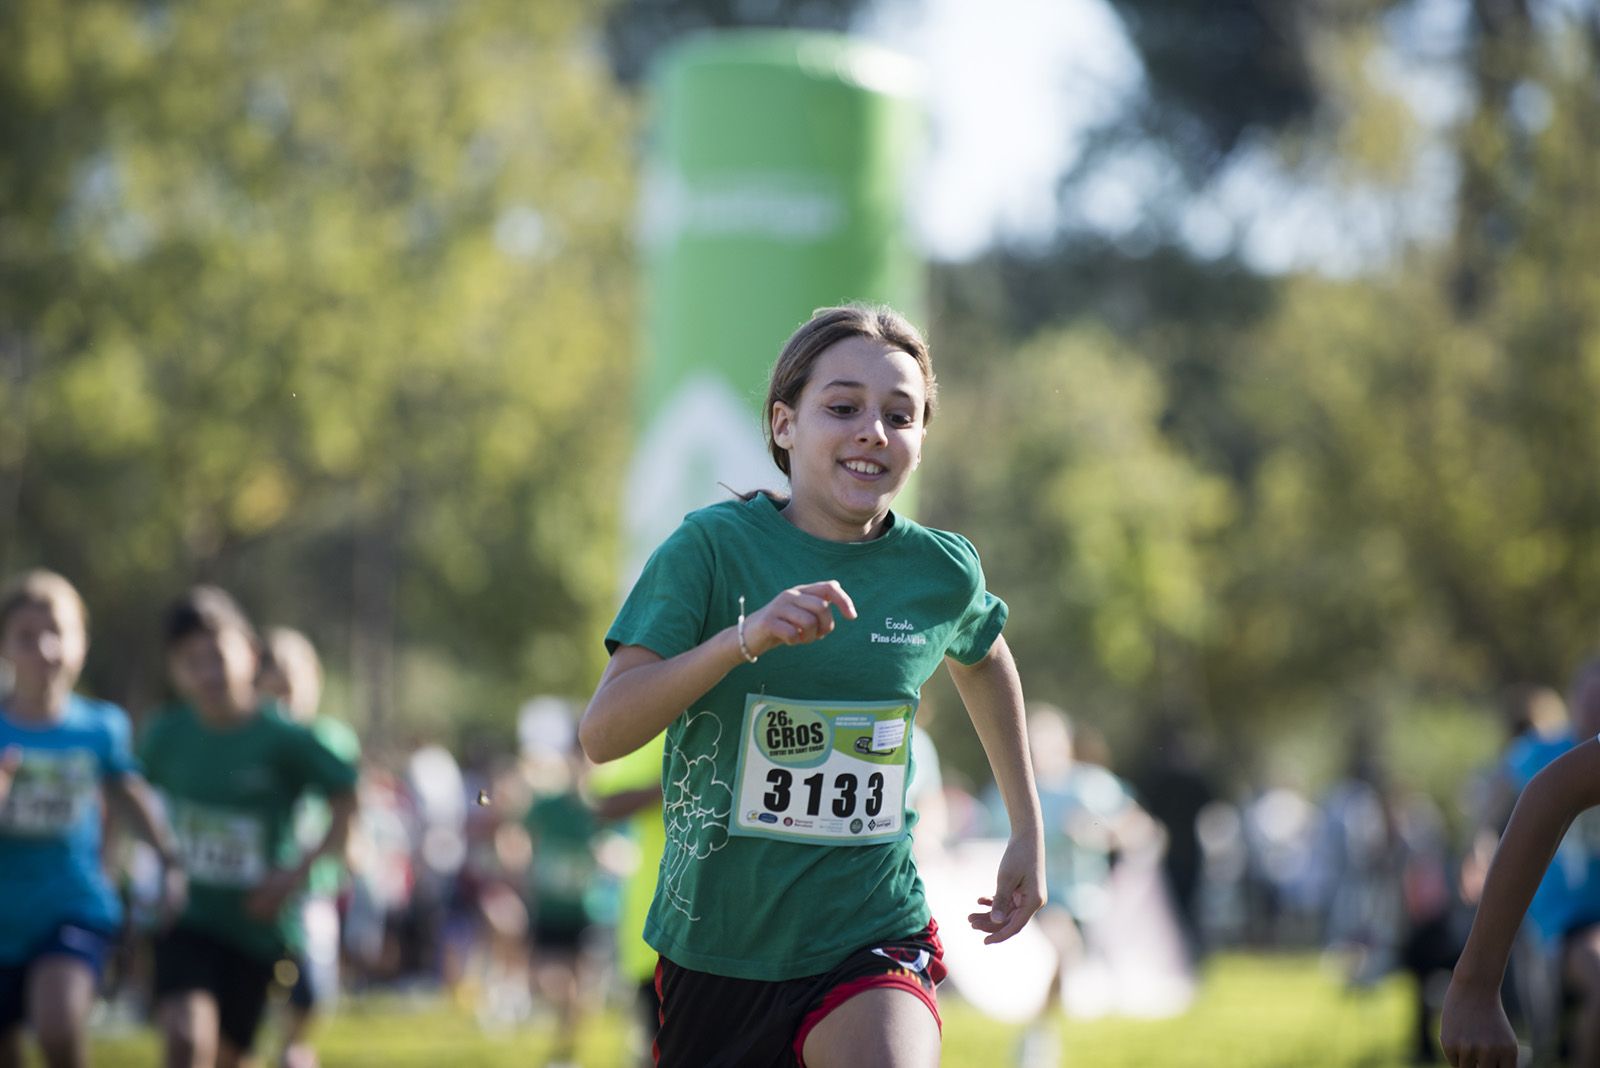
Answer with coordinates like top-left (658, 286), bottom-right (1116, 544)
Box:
top-left (653, 918), bottom-right (944, 1068)
top-left (0, 922), bottom-right (116, 1030)
top-left (152, 925), bottom-right (277, 1052)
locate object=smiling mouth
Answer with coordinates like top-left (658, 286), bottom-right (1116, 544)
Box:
top-left (841, 459), bottom-right (886, 476)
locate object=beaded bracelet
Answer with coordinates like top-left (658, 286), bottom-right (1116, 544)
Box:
top-left (736, 595), bottom-right (759, 663)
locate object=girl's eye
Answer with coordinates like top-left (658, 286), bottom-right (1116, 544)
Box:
top-left (827, 404), bottom-right (857, 416)
top-left (889, 413), bottom-right (915, 427)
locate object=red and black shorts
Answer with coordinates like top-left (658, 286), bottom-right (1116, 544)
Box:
top-left (653, 919), bottom-right (945, 1068)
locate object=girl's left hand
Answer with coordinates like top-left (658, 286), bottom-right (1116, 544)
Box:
top-left (968, 833), bottom-right (1045, 944)
top-left (244, 867), bottom-right (304, 921)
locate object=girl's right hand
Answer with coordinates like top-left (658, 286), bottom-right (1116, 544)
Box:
top-left (743, 581), bottom-right (858, 658)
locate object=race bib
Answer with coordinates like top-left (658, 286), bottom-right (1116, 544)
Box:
top-left (730, 695), bottom-right (913, 845)
top-left (0, 749), bottom-right (98, 837)
top-left (171, 801), bottom-right (268, 887)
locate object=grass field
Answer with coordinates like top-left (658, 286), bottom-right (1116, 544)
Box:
top-left (81, 953), bottom-right (1423, 1067)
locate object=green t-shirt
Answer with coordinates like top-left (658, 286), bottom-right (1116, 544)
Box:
top-left (139, 703), bottom-right (359, 962)
top-left (523, 790), bottom-right (601, 931)
top-left (606, 494), bottom-right (1007, 980)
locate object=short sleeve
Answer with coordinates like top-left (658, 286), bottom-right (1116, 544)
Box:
top-left (312, 716), bottom-right (362, 764)
top-left (286, 722), bottom-right (359, 797)
top-left (605, 517), bottom-right (716, 659)
top-left (100, 704), bottom-right (140, 778)
top-left (942, 535), bottom-right (1008, 666)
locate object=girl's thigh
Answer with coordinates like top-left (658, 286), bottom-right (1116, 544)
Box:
top-left (800, 986), bottom-right (939, 1068)
top-left (26, 955), bottom-right (96, 1047)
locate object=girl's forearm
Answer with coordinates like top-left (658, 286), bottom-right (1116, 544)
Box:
top-left (580, 629), bottom-right (746, 763)
top-left (1455, 740), bottom-right (1600, 988)
top-left (946, 637), bottom-right (1042, 840)
top-left (294, 792), bottom-right (357, 880)
top-left (108, 774), bottom-right (182, 865)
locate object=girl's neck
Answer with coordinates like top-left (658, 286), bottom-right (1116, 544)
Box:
top-left (777, 495), bottom-right (890, 543)
top-left (4, 681), bottom-right (70, 724)
top-left (194, 695), bottom-right (255, 729)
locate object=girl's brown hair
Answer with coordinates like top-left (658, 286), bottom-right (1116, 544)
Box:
top-left (763, 304), bottom-right (937, 476)
top-left (0, 569), bottom-right (87, 637)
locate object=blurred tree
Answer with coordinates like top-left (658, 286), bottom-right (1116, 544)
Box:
top-left (1227, 3), bottom-right (1600, 696)
top-left (928, 0), bottom-right (1600, 777)
top-left (923, 322), bottom-right (1229, 765)
top-left (1100, 0), bottom-right (1322, 177)
top-left (601, 0), bottom-right (870, 84)
top-left (0, 0), bottom-right (637, 734)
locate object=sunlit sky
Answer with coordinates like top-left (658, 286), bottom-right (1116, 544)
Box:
top-left (858, 0), bottom-right (1138, 260)
top-left (858, 0), bottom-right (1464, 273)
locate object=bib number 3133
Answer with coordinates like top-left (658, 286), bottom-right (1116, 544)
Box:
top-left (730, 695), bottom-right (913, 845)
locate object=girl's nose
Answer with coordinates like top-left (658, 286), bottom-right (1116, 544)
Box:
top-left (857, 415), bottom-right (888, 445)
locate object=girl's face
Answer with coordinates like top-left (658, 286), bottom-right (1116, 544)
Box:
top-left (0, 600), bottom-right (87, 699)
top-left (771, 336), bottom-right (927, 540)
top-left (168, 627), bottom-right (258, 716)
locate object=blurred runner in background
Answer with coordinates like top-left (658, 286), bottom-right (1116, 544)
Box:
top-left (0, 570), bottom-right (185, 1068)
top-left (522, 734), bottom-right (614, 1068)
top-left (257, 627), bottom-right (361, 1068)
top-left (587, 732), bottom-right (666, 1068)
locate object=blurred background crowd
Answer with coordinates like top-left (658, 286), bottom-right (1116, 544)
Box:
top-left (68, 653), bottom-right (1600, 1067)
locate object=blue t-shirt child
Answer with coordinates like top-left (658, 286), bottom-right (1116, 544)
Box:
top-left (1505, 730), bottom-right (1600, 945)
top-left (0, 693), bottom-right (138, 962)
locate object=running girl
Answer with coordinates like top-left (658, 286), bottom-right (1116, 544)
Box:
top-left (580, 304), bottom-right (1046, 1067)
top-left (0, 570), bottom-right (185, 1068)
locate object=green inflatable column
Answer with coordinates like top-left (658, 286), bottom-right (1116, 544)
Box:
top-left (625, 31), bottom-right (925, 583)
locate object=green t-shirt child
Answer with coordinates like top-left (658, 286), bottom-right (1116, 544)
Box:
top-left (140, 703), bottom-right (359, 962)
top-left (523, 789), bottom-right (604, 933)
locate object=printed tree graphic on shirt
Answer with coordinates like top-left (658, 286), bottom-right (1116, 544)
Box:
top-left (660, 710), bottom-right (734, 922)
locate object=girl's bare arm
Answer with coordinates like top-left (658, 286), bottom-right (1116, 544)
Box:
top-left (1442, 738), bottom-right (1600, 1067)
top-left (580, 581), bottom-right (857, 763)
top-left (946, 635), bottom-right (1045, 943)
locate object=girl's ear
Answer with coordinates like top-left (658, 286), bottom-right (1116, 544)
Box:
top-left (771, 402), bottom-right (796, 451)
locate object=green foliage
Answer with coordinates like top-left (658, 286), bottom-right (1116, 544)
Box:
top-left (925, 3), bottom-right (1600, 794)
top-left (1100, 0), bottom-right (1322, 173)
top-left (0, 0), bottom-right (637, 728)
top-left (925, 324), bottom-right (1228, 750)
